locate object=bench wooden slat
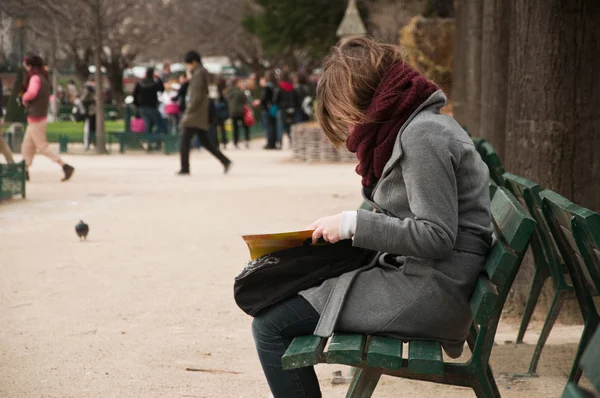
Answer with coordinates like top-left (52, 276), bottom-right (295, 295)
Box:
top-left (325, 333), bottom-right (365, 366)
top-left (281, 335), bottom-right (325, 370)
top-left (492, 187), bottom-right (536, 254)
top-left (470, 275), bottom-right (499, 325)
top-left (484, 239), bottom-right (517, 286)
top-left (365, 336), bottom-right (403, 370)
top-left (407, 340), bottom-right (444, 375)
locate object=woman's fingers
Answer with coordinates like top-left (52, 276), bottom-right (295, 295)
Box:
top-left (312, 227), bottom-right (324, 244)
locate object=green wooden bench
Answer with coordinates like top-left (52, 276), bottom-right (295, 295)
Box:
top-left (540, 190), bottom-right (600, 385)
top-left (0, 160), bottom-right (26, 200)
top-left (563, 327), bottom-right (600, 397)
top-left (282, 187), bottom-right (536, 397)
top-left (108, 132), bottom-right (179, 155)
top-left (477, 140), bottom-right (505, 187)
top-left (504, 173), bottom-right (576, 375)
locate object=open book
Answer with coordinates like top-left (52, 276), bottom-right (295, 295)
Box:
top-left (242, 230), bottom-right (316, 260)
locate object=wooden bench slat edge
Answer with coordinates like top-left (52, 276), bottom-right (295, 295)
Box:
top-left (325, 333), bottom-right (366, 366)
top-left (282, 335), bottom-right (325, 370)
top-left (365, 336), bottom-right (403, 370)
top-left (407, 340), bottom-right (444, 375)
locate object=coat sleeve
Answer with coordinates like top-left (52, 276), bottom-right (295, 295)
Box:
top-left (132, 83), bottom-right (140, 107)
top-left (183, 71), bottom-right (206, 121)
top-left (353, 128), bottom-right (459, 259)
top-left (22, 75), bottom-right (41, 102)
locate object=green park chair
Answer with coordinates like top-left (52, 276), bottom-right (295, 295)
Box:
top-left (563, 327), bottom-right (600, 397)
top-left (0, 160), bottom-right (26, 200)
top-left (478, 141), bottom-right (505, 187)
top-left (281, 187), bottom-right (536, 397)
top-left (504, 173), bottom-right (576, 375)
top-left (540, 190), bottom-right (600, 384)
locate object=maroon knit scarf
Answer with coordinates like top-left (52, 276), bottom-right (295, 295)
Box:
top-left (346, 61), bottom-right (439, 187)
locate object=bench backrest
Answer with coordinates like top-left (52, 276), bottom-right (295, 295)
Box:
top-left (478, 141), bottom-right (505, 186)
top-left (469, 187), bottom-right (536, 363)
top-left (504, 173), bottom-right (566, 285)
top-left (540, 190), bottom-right (600, 317)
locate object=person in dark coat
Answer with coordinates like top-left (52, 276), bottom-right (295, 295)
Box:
top-left (170, 73), bottom-right (189, 135)
top-left (0, 77), bottom-right (15, 163)
top-left (225, 78), bottom-right (250, 149)
top-left (294, 72), bottom-right (314, 123)
top-left (81, 84), bottom-right (96, 150)
top-left (177, 50), bottom-right (231, 175)
top-left (133, 67), bottom-right (166, 136)
top-left (215, 78), bottom-right (229, 149)
top-left (273, 71), bottom-right (298, 149)
top-left (256, 70), bottom-right (277, 149)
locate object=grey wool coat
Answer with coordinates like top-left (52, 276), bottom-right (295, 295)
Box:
top-left (299, 91), bottom-right (493, 356)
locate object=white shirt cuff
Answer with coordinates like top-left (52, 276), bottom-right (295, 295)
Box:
top-left (339, 211), bottom-right (358, 240)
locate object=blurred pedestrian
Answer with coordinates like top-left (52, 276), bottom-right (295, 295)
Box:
top-left (168, 73), bottom-right (188, 135)
top-left (254, 70), bottom-right (277, 149)
top-left (21, 55), bottom-right (74, 181)
top-left (215, 78), bottom-right (229, 149)
top-left (0, 77), bottom-right (14, 164)
top-left (226, 78), bottom-right (250, 149)
top-left (295, 72), bottom-right (314, 123)
top-left (273, 71), bottom-right (298, 149)
top-left (81, 84), bottom-right (97, 150)
top-left (67, 79), bottom-right (78, 104)
top-left (177, 50), bottom-right (231, 175)
top-left (133, 67), bottom-right (167, 139)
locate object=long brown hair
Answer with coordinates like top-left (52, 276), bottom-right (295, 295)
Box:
top-left (316, 36), bottom-right (404, 146)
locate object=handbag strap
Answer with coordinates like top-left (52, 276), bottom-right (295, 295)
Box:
top-left (313, 253), bottom-right (380, 338)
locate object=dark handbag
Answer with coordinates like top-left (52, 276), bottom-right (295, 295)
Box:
top-left (233, 239), bottom-right (376, 316)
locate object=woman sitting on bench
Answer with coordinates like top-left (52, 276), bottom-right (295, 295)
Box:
top-left (251, 36), bottom-right (493, 398)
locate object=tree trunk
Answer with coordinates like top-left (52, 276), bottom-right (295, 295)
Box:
top-left (504, 0), bottom-right (600, 322)
top-left (107, 61), bottom-right (125, 109)
top-left (451, 0), bottom-right (467, 126)
top-left (51, 20), bottom-right (60, 123)
top-left (94, 0), bottom-right (107, 154)
top-left (463, 0), bottom-right (482, 135)
top-left (73, 46), bottom-right (92, 88)
top-left (479, 0), bottom-right (509, 161)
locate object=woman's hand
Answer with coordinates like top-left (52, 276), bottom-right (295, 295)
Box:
top-left (308, 214), bottom-right (342, 244)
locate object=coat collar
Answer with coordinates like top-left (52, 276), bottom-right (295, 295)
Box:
top-left (381, 90), bottom-right (447, 177)
top-left (361, 90), bottom-right (447, 202)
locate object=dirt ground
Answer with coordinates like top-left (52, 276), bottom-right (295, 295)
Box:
top-left (0, 141), bottom-right (587, 397)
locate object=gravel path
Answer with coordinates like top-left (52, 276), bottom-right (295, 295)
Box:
top-left (0, 142), bottom-right (584, 397)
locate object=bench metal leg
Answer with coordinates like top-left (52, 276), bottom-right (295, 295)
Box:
top-left (568, 316), bottom-right (599, 384)
top-left (517, 267), bottom-right (549, 343)
top-left (346, 368), bottom-right (382, 398)
top-left (473, 364), bottom-right (501, 398)
top-left (527, 288), bottom-right (567, 375)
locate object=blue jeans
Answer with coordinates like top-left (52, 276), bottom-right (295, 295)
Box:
top-left (262, 110), bottom-right (277, 149)
top-left (252, 296), bottom-right (322, 398)
top-left (139, 107), bottom-right (167, 135)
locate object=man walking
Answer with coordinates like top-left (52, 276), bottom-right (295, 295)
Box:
top-left (177, 51), bottom-right (231, 175)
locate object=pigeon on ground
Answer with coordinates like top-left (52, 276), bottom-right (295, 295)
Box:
top-left (75, 220), bottom-right (89, 241)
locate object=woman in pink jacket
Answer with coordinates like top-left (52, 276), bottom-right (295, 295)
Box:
top-left (21, 55), bottom-right (74, 181)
